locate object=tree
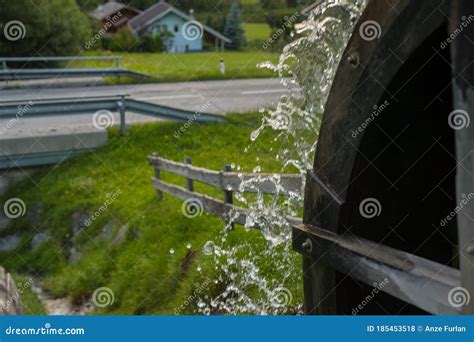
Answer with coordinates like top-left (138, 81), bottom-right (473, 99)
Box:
top-left (122, 0), bottom-right (227, 12)
top-left (75, 0), bottom-right (102, 11)
top-left (0, 0), bottom-right (91, 58)
top-left (223, 0), bottom-right (246, 50)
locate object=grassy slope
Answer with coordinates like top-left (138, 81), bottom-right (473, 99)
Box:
top-left (0, 114), bottom-right (302, 315)
top-left (72, 51), bottom-right (278, 84)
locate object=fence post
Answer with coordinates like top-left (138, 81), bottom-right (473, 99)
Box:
top-left (115, 57), bottom-right (121, 82)
top-left (184, 157), bottom-right (194, 191)
top-left (117, 96), bottom-right (126, 136)
top-left (223, 164), bottom-right (234, 229)
top-left (152, 153), bottom-right (163, 200)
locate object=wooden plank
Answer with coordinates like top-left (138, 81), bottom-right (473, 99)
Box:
top-left (152, 178), bottom-right (247, 225)
top-left (148, 155), bottom-right (303, 196)
top-left (293, 224), bottom-right (461, 315)
top-left (151, 178), bottom-right (302, 227)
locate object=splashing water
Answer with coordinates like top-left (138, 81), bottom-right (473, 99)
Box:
top-left (198, 0), bottom-right (368, 315)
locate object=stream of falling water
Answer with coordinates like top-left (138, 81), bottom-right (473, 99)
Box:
top-left (198, 0), bottom-right (368, 315)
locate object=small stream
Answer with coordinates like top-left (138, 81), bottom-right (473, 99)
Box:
top-left (31, 280), bottom-right (93, 316)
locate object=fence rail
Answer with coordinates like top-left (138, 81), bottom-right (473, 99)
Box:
top-left (148, 154), bottom-right (303, 227)
top-left (148, 155), bottom-right (303, 196)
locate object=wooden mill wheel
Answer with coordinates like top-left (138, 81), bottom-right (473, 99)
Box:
top-left (298, 0), bottom-right (474, 315)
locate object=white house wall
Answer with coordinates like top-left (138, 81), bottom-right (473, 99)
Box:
top-left (147, 13), bottom-right (203, 53)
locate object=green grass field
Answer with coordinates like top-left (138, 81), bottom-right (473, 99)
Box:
top-left (0, 114), bottom-right (302, 315)
top-left (72, 51), bottom-right (278, 84)
top-left (244, 23), bottom-right (272, 41)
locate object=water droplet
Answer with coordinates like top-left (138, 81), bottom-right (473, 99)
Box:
top-left (250, 129), bottom-right (260, 141)
top-left (193, 0), bottom-right (367, 315)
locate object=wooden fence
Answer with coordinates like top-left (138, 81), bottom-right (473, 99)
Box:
top-left (147, 154), bottom-right (303, 227)
top-left (147, 154), bottom-right (462, 315)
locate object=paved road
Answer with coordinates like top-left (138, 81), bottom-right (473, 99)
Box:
top-left (0, 78), bottom-right (289, 138)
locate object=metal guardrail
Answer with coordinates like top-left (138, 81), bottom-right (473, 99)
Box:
top-left (0, 96), bottom-right (226, 169)
top-left (148, 155), bottom-right (303, 228)
top-left (0, 95), bottom-right (226, 135)
top-left (0, 68), bottom-right (145, 81)
top-left (0, 56), bottom-right (121, 68)
top-left (0, 56), bottom-right (148, 80)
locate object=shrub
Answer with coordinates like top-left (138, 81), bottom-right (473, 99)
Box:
top-left (105, 32), bottom-right (166, 53)
top-left (108, 32), bottom-right (141, 52)
top-left (139, 33), bottom-right (167, 52)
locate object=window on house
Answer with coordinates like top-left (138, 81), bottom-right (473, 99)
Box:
top-left (174, 25), bottom-right (179, 33)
